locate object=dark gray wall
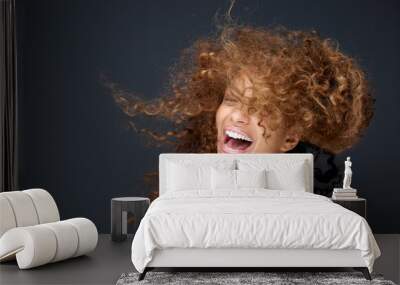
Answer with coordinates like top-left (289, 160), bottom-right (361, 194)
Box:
top-left (16, 0), bottom-right (400, 233)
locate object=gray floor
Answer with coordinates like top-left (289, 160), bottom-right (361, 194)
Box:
top-left (0, 235), bottom-right (134, 285)
top-left (374, 235), bottom-right (400, 284)
top-left (0, 234), bottom-right (399, 285)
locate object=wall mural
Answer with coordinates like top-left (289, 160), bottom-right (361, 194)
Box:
top-left (103, 21), bottom-right (374, 200)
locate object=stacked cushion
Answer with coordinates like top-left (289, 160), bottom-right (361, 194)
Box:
top-left (0, 189), bottom-right (97, 269)
top-left (0, 189), bottom-right (59, 237)
top-left (0, 218), bottom-right (97, 269)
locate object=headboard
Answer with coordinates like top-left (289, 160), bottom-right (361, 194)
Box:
top-left (159, 153), bottom-right (314, 195)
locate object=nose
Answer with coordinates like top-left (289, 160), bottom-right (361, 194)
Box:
top-left (230, 105), bottom-right (250, 125)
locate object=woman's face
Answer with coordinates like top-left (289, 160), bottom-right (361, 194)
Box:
top-left (216, 74), bottom-right (297, 154)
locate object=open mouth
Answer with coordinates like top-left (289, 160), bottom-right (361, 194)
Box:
top-left (223, 129), bottom-right (253, 152)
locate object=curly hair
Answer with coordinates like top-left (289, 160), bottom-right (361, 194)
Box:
top-left (106, 23), bottom-right (374, 155)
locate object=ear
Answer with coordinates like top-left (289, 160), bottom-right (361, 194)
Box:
top-left (279, 131), bottom-right (300, 153)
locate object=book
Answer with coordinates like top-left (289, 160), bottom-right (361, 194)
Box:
top-left (332, 194), bottom-right (358, 200)
top-left (332, 191), bottom-right (358, 196)
top-left (333, 188), bottom-right (357, 193)
top-left (332, 197), bottom-right (359, 200)
top-left (332, 192), bottom-right (358, 197)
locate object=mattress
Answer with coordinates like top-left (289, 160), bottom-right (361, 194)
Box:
top-left (131, 189), bottom-right (380, 273)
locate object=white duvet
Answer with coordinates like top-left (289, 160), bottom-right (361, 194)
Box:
top-left (131, 190), bottom-right (380, 273)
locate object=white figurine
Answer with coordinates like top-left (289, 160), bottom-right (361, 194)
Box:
top-left (342, 157), bottom-right (353, 189)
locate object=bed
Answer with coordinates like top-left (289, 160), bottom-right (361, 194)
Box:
top-left (131, 153), bottom-right (381, 281)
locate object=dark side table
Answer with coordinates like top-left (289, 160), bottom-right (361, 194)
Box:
top-left (111, 197), bottom-right (150, 242)
top-left (331, 197), bottom-right (366, 219)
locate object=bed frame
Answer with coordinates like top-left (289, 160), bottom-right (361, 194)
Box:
top-left (139, 154), bottom-right (372, 280)
top-left (140, 248), bottom-right (371, 280)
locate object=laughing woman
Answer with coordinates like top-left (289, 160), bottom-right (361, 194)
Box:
top-left (106, 23), bottom-right (374, 197)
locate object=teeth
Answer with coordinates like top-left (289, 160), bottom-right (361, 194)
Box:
top-left (225, 130), bottom-right (253, 142)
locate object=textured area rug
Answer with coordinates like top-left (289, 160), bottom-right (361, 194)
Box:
top-left (116, 271), bottom-right (396, 285)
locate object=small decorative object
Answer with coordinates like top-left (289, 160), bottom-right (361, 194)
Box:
top-left (111, 197), bottom-right (150, 242)
top-left (332, 157), bottom-right (358, 200)
top-left (342, 157), bottom-right (353, 189)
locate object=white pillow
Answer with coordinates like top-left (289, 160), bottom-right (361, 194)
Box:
top-left (211, 168), bottom-right (268, 190)
top-left (211, 168), bottom-right (236, 190)
top-left (238, 159), bottom-right (307, 191)
top-left (236, 169), bottom-right (267, 189)
top-left (167, 162), bottom-right (211, 191)
top-left (166, 159), bottom-right (236, 192)
top-left (267, 161), bottom-right (306, 191)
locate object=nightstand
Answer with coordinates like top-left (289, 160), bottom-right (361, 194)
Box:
top-left (331, 198), bottom-right (366, 219)
top-left (111, 197), bottom-right (150, 242)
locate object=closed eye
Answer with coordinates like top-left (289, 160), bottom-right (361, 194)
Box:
top-left (223, 94), bottom-right (239, 104)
